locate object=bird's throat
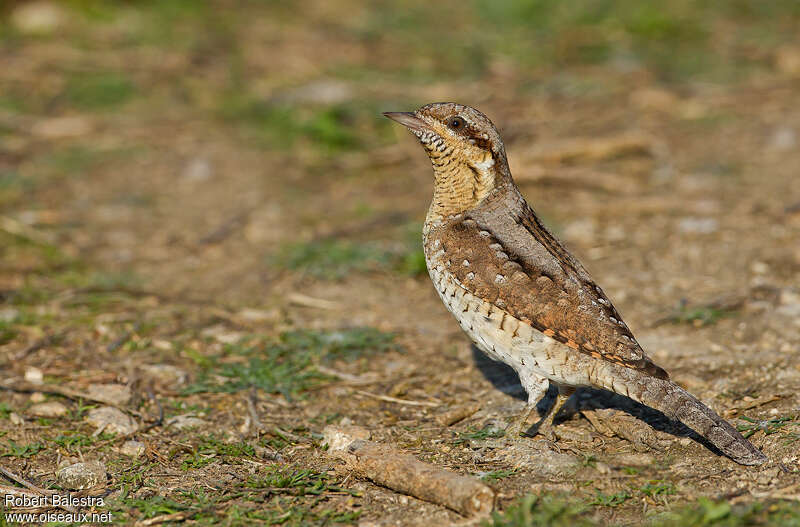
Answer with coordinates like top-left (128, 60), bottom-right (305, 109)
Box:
top-left (427, 155), bottom-right (497, 222)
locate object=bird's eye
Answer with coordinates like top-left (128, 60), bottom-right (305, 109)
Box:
top-left (448, 116), bottom-right (465, 129)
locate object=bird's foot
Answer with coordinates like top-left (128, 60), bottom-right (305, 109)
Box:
top-left (530, 419), bottom-right (558, 442)
top-left (522, 411), bottom-right (559, 442)
top-left (509, 405), bottom-right (540, 438)
top-left (519, 391), bottom-right (573, 441)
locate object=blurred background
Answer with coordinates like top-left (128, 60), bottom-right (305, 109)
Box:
top-left (1, 1), bottom-right (800, 525)
top-left (1, 0), bottom-right (799, 302)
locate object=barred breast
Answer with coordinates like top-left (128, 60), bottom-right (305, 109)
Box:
top-left (423, 228), bottom-right (598, 393)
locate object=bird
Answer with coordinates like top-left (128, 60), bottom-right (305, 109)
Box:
top-left (383, 102), bottom-right (767, 466)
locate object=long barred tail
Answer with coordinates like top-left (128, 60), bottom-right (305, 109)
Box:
top-left (631, 377), bottom-right (767, 466)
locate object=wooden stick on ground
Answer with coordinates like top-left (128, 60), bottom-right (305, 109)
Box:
top-left (353, 390), bottom-right (439, 407)
top-left (323, 425), bottom-right (494, 517)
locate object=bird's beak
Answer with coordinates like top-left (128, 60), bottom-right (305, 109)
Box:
top-left (383, 112), bottom-right (429, 133)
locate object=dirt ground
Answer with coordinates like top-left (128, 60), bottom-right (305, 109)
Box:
top-left (1, 1), bottom-right (800, 525)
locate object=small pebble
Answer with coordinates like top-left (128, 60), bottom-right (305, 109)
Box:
top-left (10, 1), bottom-right (66, 34)
top-left (166, 415), bottom-right (207, 430)
top-left (28, 401), bottom-right (69, 418)
top-left (138, 364), bottom-right (188, 387)
top-left (87, 384), bottom-right (132, 406)
top-left (24, 367), bottom-right (43, 384)
top-left (30, 116), bottom-right (91, 138)
top-left (119, 440), bottom-right (146, 458)
top-left (0, 308), bottom-right (18, 322)
top-left (323, 425), bottom-right (371, 451)
top-left (56, 460), bottom-right (106, 490)
top-left (86, 406), bottom-right (138, 435)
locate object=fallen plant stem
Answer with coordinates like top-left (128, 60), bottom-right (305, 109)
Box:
top-left (354, 390), bottom-right (439, 407)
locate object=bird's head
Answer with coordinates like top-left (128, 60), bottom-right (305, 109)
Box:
top-left (384, 102), bottom-right (510, 218)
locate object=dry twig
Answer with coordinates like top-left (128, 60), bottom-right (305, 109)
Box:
top-left (354, 390), bottom-right (439, 407)
top-left (324, 425), bottom-right (494, 517)
top-left (286, 293), bottom-right (340, 310)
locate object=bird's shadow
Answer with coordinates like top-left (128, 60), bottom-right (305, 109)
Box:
top-left (471, 345), bottom-right (723, 457)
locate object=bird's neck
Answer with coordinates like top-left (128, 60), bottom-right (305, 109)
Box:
top-left (426, 153), bottom-right (504, 223)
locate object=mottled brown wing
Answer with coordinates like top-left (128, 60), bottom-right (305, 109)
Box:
top-left (431, 213), bottom-right (669, 379)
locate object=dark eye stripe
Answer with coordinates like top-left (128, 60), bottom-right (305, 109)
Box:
top-left (472, 136), bottom-right (493, 151)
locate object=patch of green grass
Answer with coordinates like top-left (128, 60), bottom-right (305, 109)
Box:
top-left (163, 399), bottom-right (210, 419)
top-left (484, 493), bottom-right (593, 527)
top-left (590, 490), bottom-right (631, 507)
top-left (454, 425), bottom-right (505, 445)
top-left (69, 400), bottom-right (97, 421)
top-left (398, 248), bottom-right (427, 276)
top-left (272, 239), bottom-right (394, 279)
top-left (0, 403), bottom-right (12, 420)
top-left (737, 416), bottom-right (794, 439)
top-left (0, 93), bottom-right (27, 113)
top-left (114, 461), bottom-right (151, 488)
top-left (232, 502), bottom-right (361, 526)
top-left (336, 0), bottom-right (800, 85)
top-left (273, 235), bottom-right (427, 280)
top-left (471, 0), bottom-right (796, 82)
top-left (783, 430), bottom-right (800, 446)
top-left (480, 469), bottom-right (518, 481)
top-left (261, 430), bottom-right (289, 452)
top-left (182, 435), bottom-right (255, 470)
top-left (218, 99), bottom-right (299, 147)
top-left (1, 440), bottom-right (44, 458)
top-left (640, 481), bottom-right (676, 498)
top-left (49, 432), bottom-right (95, 451)
top-left (651, 498), bottom-right (800, 526)
top-left (48, 270), bottom-right (144, 313)
top-left (245, 465), bottom-right (357, 497)
top-left (0, 171), bottom-right (34, 207)
top-left (185, 328), bottom-right (400, 398)
top-left (396, 222), bottom-right (428, 277)
top-left (113, 470), bottom-right (360, 526)
top-left (281, 327), bottom-right (400, 362)
top-left (304, 106), bottom-right (359, 151)
top-left (0, 321), bottom-right (17, 345)
top-left (63, 72), bottom-right (136, 110)
top-left (218, 97), bottom-right (362, 152)
top-left (199, 436), bottom-right (255, 457)
top-left (42, 146), bottom-right (106, 175)
top-left (188, 347), bottom-right (324, 398)
top-left (0, 254), bottom-right (137, 313)
top-left (662, 301), bottom-right (738, 327)
top-left (233, 465), bottom-right (362, 525)
top-left (61, 270), bottom-right (142, 290)
top-left (112, 492), bottom-right (191, 520)
top-left (111, 485), bottom-right (230, 525)
top-left (0, 234), bottom-right (81, 289)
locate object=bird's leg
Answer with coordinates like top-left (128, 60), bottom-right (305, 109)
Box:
top-left (515, 404), bottom-right (540, 438)
top-left (525, 386), bottom-right (576, 441)
top-left (508, 375), bottom-right (549, 437)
